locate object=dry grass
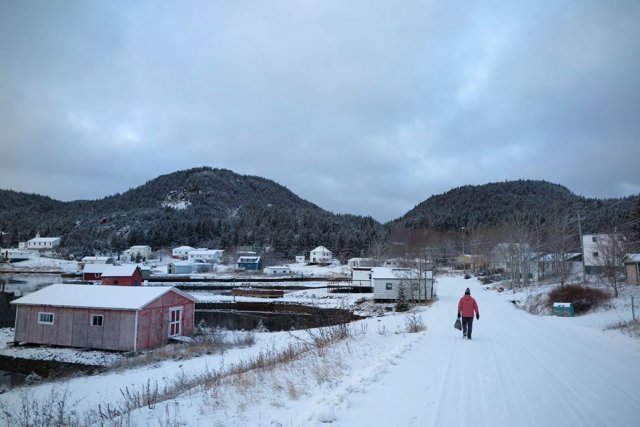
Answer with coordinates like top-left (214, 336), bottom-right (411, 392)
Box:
top-left (605, 320), bottom-right (640, 339)
top-left (405, 314), bottom-right (427, 333)
top-left (113, 327), bottom-right (255, 371)
top-left (0, 321), bottom-right (359, 426)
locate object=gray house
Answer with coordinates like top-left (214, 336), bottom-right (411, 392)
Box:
top-left (371, 267), bottom-right (434, 303)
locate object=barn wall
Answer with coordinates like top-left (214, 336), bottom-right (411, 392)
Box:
top-left (136, 291), bottom-right (195, 351)
top-left (13, 305), bottom-right (137, 351)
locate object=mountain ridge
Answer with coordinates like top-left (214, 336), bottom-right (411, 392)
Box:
top-left (1, 169), bottom-right (637, 259)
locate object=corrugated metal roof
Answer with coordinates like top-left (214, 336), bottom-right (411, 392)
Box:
top-left (11, 284), bottom-right (197, 310)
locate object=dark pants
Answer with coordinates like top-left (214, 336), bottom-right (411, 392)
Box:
top-left (462, 317), bottom-right (474, 338)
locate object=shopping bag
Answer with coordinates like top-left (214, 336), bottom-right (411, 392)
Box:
top-left (454, 318), bottom-right (462, 330)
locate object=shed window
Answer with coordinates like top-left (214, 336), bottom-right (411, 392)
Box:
top-left (386, 283), bottom-right (393, 290)
top-left (38, 312), bottom-right (54, 325)
top-left (593, 252), bottom-right (599, 258)
top-left (91, 315), bottom-right (103, 327)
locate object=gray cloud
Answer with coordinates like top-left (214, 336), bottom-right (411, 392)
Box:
top-left (1, 1), bottom-right (638, 222)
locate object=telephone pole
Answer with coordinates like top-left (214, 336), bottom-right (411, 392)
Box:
top-left (577, 211), bottom-right (586, 284)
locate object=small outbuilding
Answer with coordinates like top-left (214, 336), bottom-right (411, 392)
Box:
top-left (101, 265), bottom-right (143, 286)
top-left (623, 254), bottom-right (640, 286)
top-left (264, 266), bottom-right (291, 275)
top-left (371, 267), bottom-right (434, 303)
top-left (11, 284), bottom-right (197, 351)
top-left (237, 256), bottom-right (263, 271)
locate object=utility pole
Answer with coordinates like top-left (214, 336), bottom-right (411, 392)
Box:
top-left (461, 227), bottom-right (466, 276)
top-left (577, 211), bottom-right (586, 284)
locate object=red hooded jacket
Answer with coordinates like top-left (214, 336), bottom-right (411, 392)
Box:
top-left (458, 294), bottom-right (479, 318)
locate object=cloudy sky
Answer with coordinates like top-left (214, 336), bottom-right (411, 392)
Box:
top-left (1, 1), bottom-right (639, 222)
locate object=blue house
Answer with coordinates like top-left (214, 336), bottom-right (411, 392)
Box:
top-left (237, 256), bottom-right (263, 271)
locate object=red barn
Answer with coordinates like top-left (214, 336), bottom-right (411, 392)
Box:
top-left (82, 264), bottom-right (108, 281)
top-left (101, 265), bottom-right (143, 286)
top-left (11, 284), bottom-right (197, 351)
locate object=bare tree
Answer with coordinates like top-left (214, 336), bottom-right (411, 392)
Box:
top-left (596, 231), bottom-right (626, 297)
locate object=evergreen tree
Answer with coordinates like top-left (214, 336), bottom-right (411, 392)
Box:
top-left (396, 284), bottom-right (410, 312)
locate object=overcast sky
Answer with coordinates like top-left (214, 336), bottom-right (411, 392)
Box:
top-left (1, 1), bottom-right (639, 222)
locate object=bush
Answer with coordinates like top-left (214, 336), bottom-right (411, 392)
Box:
top-left (548, 285), bottom-right (611, 315)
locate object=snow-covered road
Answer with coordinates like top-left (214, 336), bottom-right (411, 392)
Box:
top-left (335, 276), bottom-right (640, 427)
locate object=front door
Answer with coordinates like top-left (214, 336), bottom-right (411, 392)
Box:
top-left (169, 307), bottom-right (183, 337)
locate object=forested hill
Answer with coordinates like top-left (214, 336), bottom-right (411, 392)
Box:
top-left (1, 173), bottom-right (637, 260)
top-left (391, 180), bottom-right (638, 234)
top-left (0, 167), bottom-right (382, 259)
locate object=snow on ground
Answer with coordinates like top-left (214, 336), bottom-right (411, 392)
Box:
top-left (1, 274), bottom-right (640, 426)
top-left (0, 328), bottom-right (123, 366)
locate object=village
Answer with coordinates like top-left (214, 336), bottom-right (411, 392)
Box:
top-left (1, 227), bottom-right (640, 426)
top-left (1, 230), bottom-right (639, 354)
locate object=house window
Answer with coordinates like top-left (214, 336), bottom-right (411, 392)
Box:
top-left (386, 283), bottom-right (393, 290)
top-left (91, 315), bottom-right (103, 327)
top-left (592, 236), bottom-right (597, 242)
top-left (113, 280), bottom-right (119, 285)
top-left (38, 312), bottom-right (54, 325)
top-left (593, 252), bottom-right (599, 258)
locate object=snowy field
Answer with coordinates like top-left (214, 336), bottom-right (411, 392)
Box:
top-left (1, 273), bottom-right (639, 426)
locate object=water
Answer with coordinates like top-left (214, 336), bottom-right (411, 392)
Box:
top-left (0, 369), bottom-right (26, 388)
top-left (0, 273), bottom-right (62, 296)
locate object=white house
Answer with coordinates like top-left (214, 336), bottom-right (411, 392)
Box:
top-left (371, 267), bottom-right (434, 302)
top-left (172, 246), bottom-right (195, 259)
top-left (27, 233), bottom-right (61, 251)
top-left (264, 266), bottom-right (291, 275)
top-left (123, 245), bottom-right (152, 262)
top-left (582, 233), bottom-right (624, 274)
top-left (295, 255), bottom-right (306, 264)
top-left (310, 246), bottom-right (332, 263)
top-left (187, 249), bottom-right (224, 264)
top-left (351, 267), bottom-right (372, 285)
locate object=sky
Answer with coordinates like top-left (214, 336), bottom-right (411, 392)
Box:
top-left (1, 1), bottom-right (639, 222)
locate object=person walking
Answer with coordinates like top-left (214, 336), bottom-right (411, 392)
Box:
top-left (458, 287), bottom-right (479, 339)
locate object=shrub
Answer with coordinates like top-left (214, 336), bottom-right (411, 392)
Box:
top-left (548, 285), bottom-right (611, 315)
top-left (405, 314), bottom-right (426, 333)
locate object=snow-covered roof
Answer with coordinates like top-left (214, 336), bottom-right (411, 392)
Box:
top-left (189, 249), bottom-right (224, 255)
top-left (371, 267), bottom-right (433, 280)
top-left (82, 256), bottom-right (111, 261)
top-left (537, 253), bottom-right (582, 262)
top-left (624, 254), bottom-right (640, 263)
top-left (28, 236), bottom-right (61, 243)
top-left (11, 284), bottom-right (198, 310)
top-left (311, 246), bottom-right (331, 253)
top-left (82, 264), bottom-right (109, 274)
top-left (173, 246), bottom-right (195, 251)
top-left (101, 264), bottom-right (140, 277)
